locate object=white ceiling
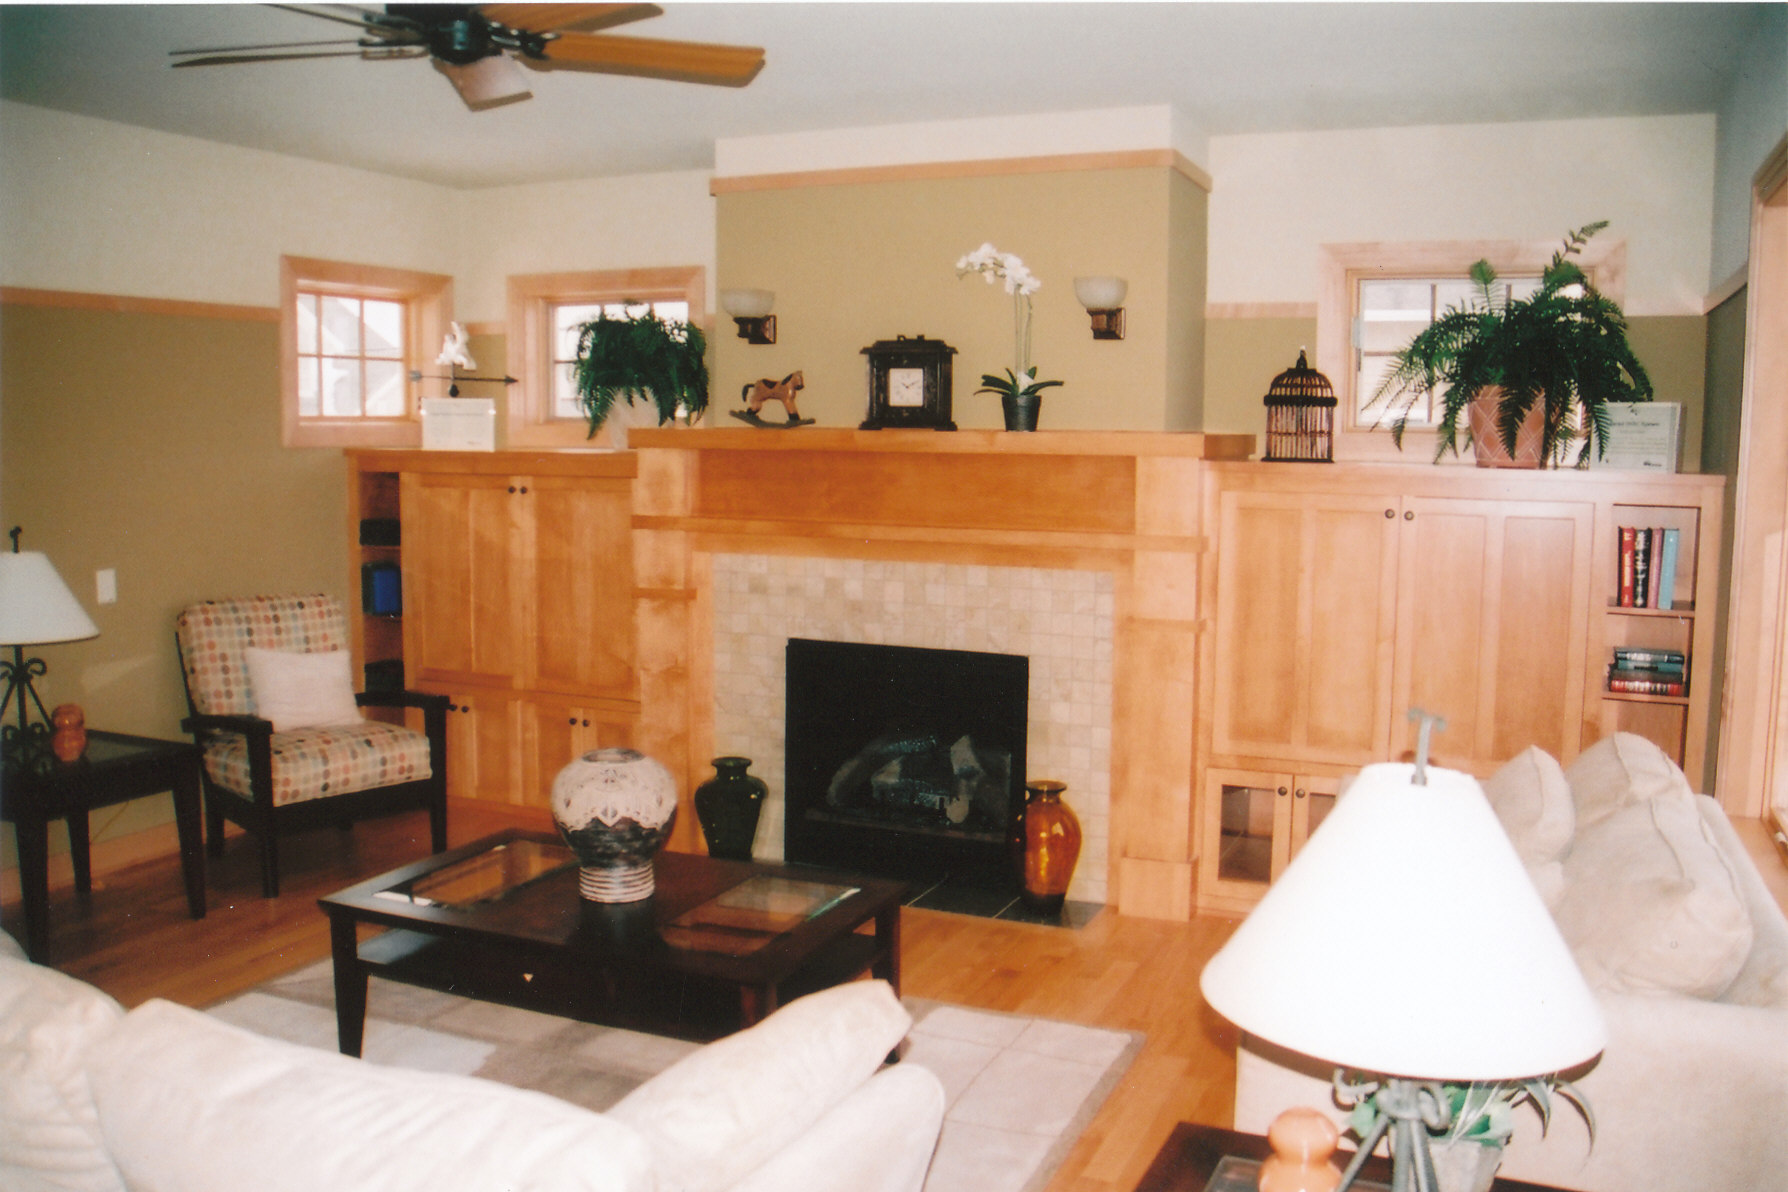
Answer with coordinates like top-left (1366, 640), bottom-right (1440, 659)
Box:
top-left (0, 2), bottom-right (1771, 190)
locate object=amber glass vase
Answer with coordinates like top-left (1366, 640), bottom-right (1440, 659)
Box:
top-left (1020, 780), bottom-right (1081, 913)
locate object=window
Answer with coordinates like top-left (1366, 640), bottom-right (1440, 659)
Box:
top-left (1316, 238), bottom-right (1624, 461)
top-left (506, 267), bottom-right (706, 447)
top-left (280, 257), bottom-right (452, 448)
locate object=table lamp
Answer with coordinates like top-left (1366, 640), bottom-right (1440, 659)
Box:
top-left (1199, 738), bottom-right (1605, 1192)
top-left (0, 527), bottom-right (100, 750)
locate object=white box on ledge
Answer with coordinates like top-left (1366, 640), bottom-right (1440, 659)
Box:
top-left (422, 397), bottom-right (496, 451)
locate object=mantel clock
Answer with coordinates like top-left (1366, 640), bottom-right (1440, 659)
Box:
top-left (860, 336), bottom-right (957, 431)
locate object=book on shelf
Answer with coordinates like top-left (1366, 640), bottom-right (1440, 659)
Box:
top-left (1655, 527), bottom-right (1680, 610)
top-left (1616, 524), bottom-right (1682, 610)
top-left (1618, 526), bottom-right (1636, 606)
top-left (1606, 666), bottom-right (1687, 697)
top-left (1633, 528), bottom-right (1651, 608)
top-left (1612, 648), bottom-right (1686, 672)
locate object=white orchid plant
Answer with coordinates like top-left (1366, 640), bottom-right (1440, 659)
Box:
top-left (955, 242), bottom-right (1063, 405)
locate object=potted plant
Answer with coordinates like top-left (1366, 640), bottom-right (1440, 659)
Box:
top-left (572, 307), bottom-right (709, 440)
top-left (1370, 222), bottom-right (1652, 467)
top-left (1341, 1074), bottom-right (1594, 1192)
top-left (956, 243), bottom-right (1063, 430)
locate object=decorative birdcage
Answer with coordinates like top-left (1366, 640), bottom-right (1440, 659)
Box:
top-left (1262, 350), bottom-right (1337, 462)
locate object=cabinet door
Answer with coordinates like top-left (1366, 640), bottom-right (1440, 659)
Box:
top-left (1287, 773), bottom-right (1341, 861)
top-left (1392, 498), bottom-right (1593, 771)
top-left (527, 474), bottom-right (637, 699)
top-left (1199, 768), bottom-right (1292, 914)
top-left (1211, 489), bottom-right (1400, 766)
top-left (523, 698), bottom-right (638, 811)
top-left (402, 473), bottom-right (525, 687)
top-left (434, 688), bottom-right (522, 804)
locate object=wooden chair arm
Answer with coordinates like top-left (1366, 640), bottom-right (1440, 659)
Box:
top-left (354, 690), bottom-right (451, 714)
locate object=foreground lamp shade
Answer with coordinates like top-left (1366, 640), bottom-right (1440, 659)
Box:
top-left (1200, 763), bottom-right (1605, 1082)
top-left (0, 552), bottom-right (100, 646)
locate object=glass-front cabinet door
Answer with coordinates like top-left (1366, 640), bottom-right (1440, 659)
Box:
top-left (1200, 768), bottom-right (1343, 915)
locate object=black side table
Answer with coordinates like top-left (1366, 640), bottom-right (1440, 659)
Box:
top-left (2, 729), bottom-right (206, 961)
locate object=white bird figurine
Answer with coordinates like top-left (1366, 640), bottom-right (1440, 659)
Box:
top-left (436, 322), bottom-right (477, 371)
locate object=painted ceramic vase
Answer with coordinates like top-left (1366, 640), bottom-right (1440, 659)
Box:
top-left (550, 747), bottom-right (679, 903)
top-left (50, 704), bottom-right (87, 763)
top-left (694, 756), bottom-right (766, 860)
top-left (1019, 779), bottom-right (1081, 913)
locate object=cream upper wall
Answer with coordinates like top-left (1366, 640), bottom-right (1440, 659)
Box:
top-left (1206, 115), bottom-right (1717, 316)
top-left (0, 100), bottom-right (462, 306)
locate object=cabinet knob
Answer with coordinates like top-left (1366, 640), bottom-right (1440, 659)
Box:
top-left (581, 719), bottom-right (591, 727)
top-left (520, 486), bottom-right (529, 494)
top-left (447, 703), bottom-right (458, 712)
top-left (1404, 510), bottom-right (1415, 521)
top-left (507, 486), bottom-right (517, 494)
top-left (1295, 787), bottom-right (1307, 799)
top-left (1277, 786), bottom-right (1289, 797)
top-left (568, 717), bottom-right (577, 726)
top-left (1384, 509), bottom-right (1395, 519)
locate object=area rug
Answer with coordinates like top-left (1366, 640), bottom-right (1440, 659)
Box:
top-left (208, 962), bottom-right (1143, 1192)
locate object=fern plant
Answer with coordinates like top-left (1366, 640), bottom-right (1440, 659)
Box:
top-left (572, 308), bottom-right (708, 438)
top-left (1370, 222), bottom-right (1653, 466)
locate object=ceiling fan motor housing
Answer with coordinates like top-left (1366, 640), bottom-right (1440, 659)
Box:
top-left (383, 4), bottom-right (545, 65)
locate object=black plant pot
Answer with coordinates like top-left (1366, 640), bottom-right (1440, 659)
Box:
top-left (694, 756), bottom-right (767, 860)
top-left (1001, 392), bottom-right (1041, 431)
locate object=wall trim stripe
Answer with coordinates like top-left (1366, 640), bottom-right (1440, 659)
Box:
top-left (1205, 302), bottom-right (1319, 320)
top-left (710, 149), bottom-right (1213, 195)
top-left (0, 286), bottom-right (280, 322)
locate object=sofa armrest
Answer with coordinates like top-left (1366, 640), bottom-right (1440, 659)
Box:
top-left (726, 1065), bottom-right (944, 1192)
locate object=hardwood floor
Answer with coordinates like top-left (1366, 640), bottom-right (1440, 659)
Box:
top-left (5, 801), bottom-right (1243, 1192)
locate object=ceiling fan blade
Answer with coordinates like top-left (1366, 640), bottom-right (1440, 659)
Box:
top-left (434, 53), bottom-right (533, 109)
top-left (171, 39), bottom-right (365, 57)
top-left (536, 30), bottom-right (763, 85)
top-left (479, 4), bottom-right (661, 34)
top-left (171, 49), bottom-right (386, 68)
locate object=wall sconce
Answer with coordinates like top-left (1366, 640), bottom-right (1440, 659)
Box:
top-left (720, 289), bottom-right (776, 344)
top-left (1073, 277), bottom-right (1127, 340)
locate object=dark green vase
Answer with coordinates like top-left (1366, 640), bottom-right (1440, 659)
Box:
top-left (694, 756), bottom-right (767, 860)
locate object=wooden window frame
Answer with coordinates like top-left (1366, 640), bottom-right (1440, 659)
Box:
top-left (280, 256), bottom-right (452, 449)
top-left (505, 266), bottom-right (707, 449)
top-left (1317, 237), bottom-right (1626, 463)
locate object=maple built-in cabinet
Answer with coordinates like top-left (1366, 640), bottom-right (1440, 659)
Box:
top-left (1199, 463), bottom-right (1723, 913)
top-left (347, 450), bottom-right (639, 812)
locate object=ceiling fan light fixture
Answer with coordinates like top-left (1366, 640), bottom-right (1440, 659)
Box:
top-left (434, 52), bottom-right (532, 108)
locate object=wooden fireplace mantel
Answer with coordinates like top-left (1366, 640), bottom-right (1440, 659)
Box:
top-left (630, 427), bottom-right (1256, 921)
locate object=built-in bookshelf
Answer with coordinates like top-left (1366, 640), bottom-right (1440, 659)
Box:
top-left (348, 466), bottom-right (405, 721)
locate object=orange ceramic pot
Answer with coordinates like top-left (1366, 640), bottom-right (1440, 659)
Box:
top-left (1020, 780), bottom-right (1081, 913)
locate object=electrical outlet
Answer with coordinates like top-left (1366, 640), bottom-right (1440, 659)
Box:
top-left (96, 568), bottom-right (117, 604)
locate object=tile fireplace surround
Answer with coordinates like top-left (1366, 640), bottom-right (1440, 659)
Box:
top-left (630, 427), bottom-right (1255, 922)
top-left (712, 553), bottom-right (1115, 905)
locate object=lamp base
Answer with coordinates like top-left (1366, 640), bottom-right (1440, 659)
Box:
top-left (1, 645), bottom-right (55, 752)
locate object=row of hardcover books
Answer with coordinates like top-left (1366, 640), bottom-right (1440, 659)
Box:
top-left (1606, 647), bottom-right (1687, 697)
top-left (1617, 525), bottom-right (1680, 609)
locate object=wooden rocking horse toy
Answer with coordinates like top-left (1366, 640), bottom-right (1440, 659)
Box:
top-left (732, 371), bottom-right (815, 427)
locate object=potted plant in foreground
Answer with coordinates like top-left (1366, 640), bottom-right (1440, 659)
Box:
top-left (1370, 222), bottom-right (1652, 467)
top-left (572, 307), bottom-right (709, 442)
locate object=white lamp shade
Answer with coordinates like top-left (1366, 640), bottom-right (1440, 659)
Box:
top-left (0, 552), bottom-right (99, 646)
top-left (720, 289), bottom-right (775, 319)
top-left (1200, 763), bottom-right (1605, 1082)
top-left (1073, 277), bottom-right (1128, 310)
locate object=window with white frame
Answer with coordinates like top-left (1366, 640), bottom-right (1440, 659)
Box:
top-left (1316, 238), bottom-right (1624, 459)
top-left (506, 267), bottom-right (706, 447)
top-left (279, 256), bottom-right (452, 448)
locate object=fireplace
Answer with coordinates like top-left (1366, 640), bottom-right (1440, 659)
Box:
top-left (784, 638), bottom-right (1028, 889)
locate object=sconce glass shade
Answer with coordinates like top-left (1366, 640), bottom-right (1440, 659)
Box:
top-left (719, 289), bottom-right (776, 319)
top-left (1200, 762), bottom-right (1605, 1082)
top-left (0, 552), bottom-right (99, 646)
top-left (1073, 277), bottom-right (1128, 311)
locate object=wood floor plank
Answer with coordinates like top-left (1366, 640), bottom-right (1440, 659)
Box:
top-left (5, 805), bottom-right (1245, 1192)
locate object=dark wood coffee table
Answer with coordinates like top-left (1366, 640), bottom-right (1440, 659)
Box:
top-left (1135, 1122), bottom-right (1569, 1192)
top-left (319, 829), bottom-right (906, 1055)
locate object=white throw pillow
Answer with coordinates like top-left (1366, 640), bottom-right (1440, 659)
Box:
top-left (1565, 732), bottom-right (1694, 829)
top-left (1483, 745), bottom-right (1575, 865)
top-left (0, 954), bottom-right (128, 1192)
top-left (88, 1000), bottom-right (653, 1192)
top-left (1552, 796), bottom-right (1753, 998)
top-left (610, 980), bottom-right (913, 1192)
top-left (243, 647), bottom-right (362, 733)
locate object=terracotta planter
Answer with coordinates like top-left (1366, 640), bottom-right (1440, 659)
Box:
top-left (1466, 388), bottom-right (1545, 468)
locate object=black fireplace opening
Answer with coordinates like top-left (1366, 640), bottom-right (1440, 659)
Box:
top-left (784, 638), bottom-right (1027, 893)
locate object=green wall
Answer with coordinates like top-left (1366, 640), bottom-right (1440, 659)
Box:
top-left (1, 302), bottom-right (347, 854)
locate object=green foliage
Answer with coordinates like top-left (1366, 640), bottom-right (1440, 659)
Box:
top-left (1343, 1077), bottom-right (1595, 1150)
top-left (1369, 222), bottom-right (1652, 466)
top-left (572, 309), bottom-right (708, 438)
top-left (974, 367), bottom-right (1065, 402)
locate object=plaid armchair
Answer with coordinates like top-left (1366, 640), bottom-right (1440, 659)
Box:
top-left (175, 594), bottom-right (447, 897)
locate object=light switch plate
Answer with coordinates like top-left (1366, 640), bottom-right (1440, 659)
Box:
top-left (97, 568), bottom-right (117, 604)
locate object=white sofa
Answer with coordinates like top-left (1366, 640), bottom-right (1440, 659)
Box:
top-left (0, 928), bottom-right (945, 1192)
top-left (1233, 733), bottom-right (1788, 1192)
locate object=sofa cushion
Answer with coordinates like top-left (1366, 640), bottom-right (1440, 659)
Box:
top-left (1552, 795), bottom-right (1753, 998)
top-left (0, 953), bottom-right (127, 1192)
top-left (1565, 732), bottom-right (1694, 829)
top-left (200, 719), bottom-right (433, 805)
top-left (609, 979), bottom-right (913, 1192)
top-left (87, 1000), bottom-right (653, 1192)
top-left (1482, 746), bottom-right (1575, 906)
top-left (243, 646), bottom-right (363, 733)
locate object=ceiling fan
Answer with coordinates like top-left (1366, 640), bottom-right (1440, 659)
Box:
top-left (170, 3), bottom-right (765, 109)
